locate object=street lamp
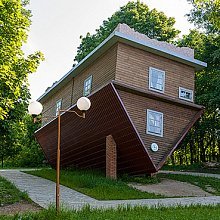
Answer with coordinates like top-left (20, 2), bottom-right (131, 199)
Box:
top-left (28, 97), bottom-right (91, 212)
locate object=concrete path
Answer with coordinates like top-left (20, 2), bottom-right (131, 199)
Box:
top-left (1, 170), bottom-right (220, 210)
top-left (159, 170), bottom-right (220, 179)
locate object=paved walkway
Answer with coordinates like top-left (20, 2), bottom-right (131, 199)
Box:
top-left (0, 170), bottom-right (220, 210)
top-left (159, 170), bottom-right (220, 179)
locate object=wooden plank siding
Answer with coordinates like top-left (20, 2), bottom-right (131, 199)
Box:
top-left (115, 43), bottom-right (195, 102)
top-left (42, 79), bottom-right (74, 125)
top-left (35, 83), bottom-right (156, 175)
top-left (71, 44), bottom-right (118, 104)
top-left (41, 44), bottom-right (118, 124)
top-left (117, 89), bottom-right (198, 167)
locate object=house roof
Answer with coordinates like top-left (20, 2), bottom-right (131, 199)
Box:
top-left (35, 82), bottom-right (204, 174)
top-left (35, 83), bottom-right (157, 175)
top-left (38, 24), bottom-right (207, 102)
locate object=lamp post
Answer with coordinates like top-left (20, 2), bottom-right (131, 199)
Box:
top-left (28, 97), bottom-right (91, 213)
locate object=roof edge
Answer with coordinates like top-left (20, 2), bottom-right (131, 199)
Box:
top-left (37, 29), bottom-right (207, 102)
top-left (113, 80), bottom-right (204, 110)
top-left (114, 31), bottom-right (207, 70)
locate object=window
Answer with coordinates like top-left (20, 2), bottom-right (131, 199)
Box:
top-left (83, 75), bottom-right (93, 96)
top-left (149, 67), bottom-right (165, 93)
top-left (146, 109), bottom-right (163, 137)
top-left (179, 87), bottom-right (193, 102)
top-left (55, 99), bottom-right (62, 116)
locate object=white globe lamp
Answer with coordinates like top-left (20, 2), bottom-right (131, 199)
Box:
top-left (28, 101), bottom-right (43, 115)
top-left (77, 97), bottom-right (91, 111)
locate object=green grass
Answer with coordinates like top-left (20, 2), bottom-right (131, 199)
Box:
top-left (158, 173), bottom-right (220, 195)
top-left (0, 175), bottom-right (29, 206)
top-left (25, 169), bottom-right (163, 200)
top-left (162, 164), bottom-right (220, 174)
top-left (1, 205), bottom-right (220, 220)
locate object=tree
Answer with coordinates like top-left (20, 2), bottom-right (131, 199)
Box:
top-left (187, 0), bottom-right (220, 34)
top-left (0, 0), bottom-right (44, 120)
top-left (74, 1), bottom-right (180, 63)
top-left (0, 0), bottom-right (44, 166)
top-left (174, 0), bottom-right (220, 165)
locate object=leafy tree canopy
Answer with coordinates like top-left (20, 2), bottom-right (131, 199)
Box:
top-left (0, 0), bottom-right (44, 166)
top-left (0, 0), bottom-right (44, 120)
top-left (187, 0), bottom-right (220, 34)
top-left (74, 1), bottom-right (180, 63)
top-left (176, 0), bottom-right (220, 164)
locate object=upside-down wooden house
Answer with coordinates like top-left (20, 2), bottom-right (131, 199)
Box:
top-left (35, 24), bottom-right (207, 178)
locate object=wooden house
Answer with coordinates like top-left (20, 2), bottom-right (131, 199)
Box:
top-left (35, 24), bottom-right (207, 178)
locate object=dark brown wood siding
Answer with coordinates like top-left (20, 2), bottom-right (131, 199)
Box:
top-left (117, 89), bottom-right (198, 167)
top-left (35, 83), bottom-right (156, 175)
top-left (115, 43), bottom-right (195, 102)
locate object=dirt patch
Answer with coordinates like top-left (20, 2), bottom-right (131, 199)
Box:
top-left (129, 179), bottom-right (213, 197)
top-left (0, 200), bottom-right (42, 216)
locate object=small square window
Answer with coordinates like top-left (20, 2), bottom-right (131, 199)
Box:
top-left (55, 99), bottom-right (62, 116)
top-left (146, 109), bottom-right (163, 137)
top-left (179, 87), bottom-right (193, 102)
top-left (149, 67), bottom-right (165, 93)
top-left (83, 75), bottom-right (92, 96)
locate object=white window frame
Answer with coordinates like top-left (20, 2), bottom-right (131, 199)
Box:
top-left (55, 99), bottom-right (62, 116)
top-left (149, 67), bottom-right (165, 93)
top-left (83, 75), bottom-right (93, 96)
top-left (179, 87), bottom-right (193, 102)
top-left (146, 109), bottom-right (163, 137)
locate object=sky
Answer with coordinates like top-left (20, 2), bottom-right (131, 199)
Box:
top-left (24, 0), bottom-right (194, 101)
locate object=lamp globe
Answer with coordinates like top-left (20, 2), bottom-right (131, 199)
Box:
top-left (28, 101), bottom-right (43, 115)
top-left (77, 97), bottom-right (91, 111)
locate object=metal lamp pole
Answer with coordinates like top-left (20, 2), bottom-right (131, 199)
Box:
top-left (28, 97), bottom-right (91, 214)
top-left (55, 109), bottom-right (85, 212)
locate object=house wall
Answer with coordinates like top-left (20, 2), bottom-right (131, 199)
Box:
top-left (117, 89), bottom-right (198, 167)
top-left (41, 79), bottom-right (74, 125)
top-left (41, 44), bottom-right (118, 125)
top-left (71, 44), bottom-right (117, 104)
top-left (115, 43), bottom-right (195, 102)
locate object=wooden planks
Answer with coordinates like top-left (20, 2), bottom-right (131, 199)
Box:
top-left (115, 43), bottom-right (195, 101)
top-left (117, 88), bottom-right (201, 167)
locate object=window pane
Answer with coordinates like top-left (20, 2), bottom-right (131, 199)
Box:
top-left (84, 76), bottom-right (92, 96)
top-left (149, 68), bottom-right (165, 92)
top-left (147, 110), bottom-right (163, 137)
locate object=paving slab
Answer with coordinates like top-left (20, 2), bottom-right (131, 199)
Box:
top-left (128, 179), bottom-right (213, 197)
top-left (159, 170), bottom-right (220, 179)
top-left (0, 170), bottom-right (220, 210)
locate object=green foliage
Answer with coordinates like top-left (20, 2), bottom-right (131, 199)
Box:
top-left (0, 0), bottom-right (44, 166)
top-left (74, 1), bottom-right (180, 63)
top-left (0, 0), bottom-right (44, 120)
top-left (0, 175), bottom-right (29, 206)
top-left (25, 169), bottom-right (162, 200)
top-left (2, 204), bottom-right (220, 220)
top-left (158, 173), bottom-right (220, 196)
top-left (187, 0), bottom-right (220, 34)
top-left (121, 174), bottom-right (160, 184)
top-left (4, 114), bottom-right (46, 168)
top-left (172, 0), bottom-right (220, 165)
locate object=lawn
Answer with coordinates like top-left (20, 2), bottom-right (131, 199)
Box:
top-left (1, 205), bottom-right (220, 220)
top-left (158, 173), bottom-right (220, 196)
top-left (0, 175), bottom-right (29, 206)
top-left (25, 169), bottom-right (162, 200)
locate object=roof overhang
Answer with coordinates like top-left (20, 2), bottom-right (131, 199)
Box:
top-left (38, 31), bottom-right (207, 103)
top-left (35, 83), bottom-right (157, 175)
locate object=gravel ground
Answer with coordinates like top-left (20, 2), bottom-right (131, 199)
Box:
top-left (0, 201), bottom-right (42, 216)
top-left (129, 179), bottom-right (213, 197)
